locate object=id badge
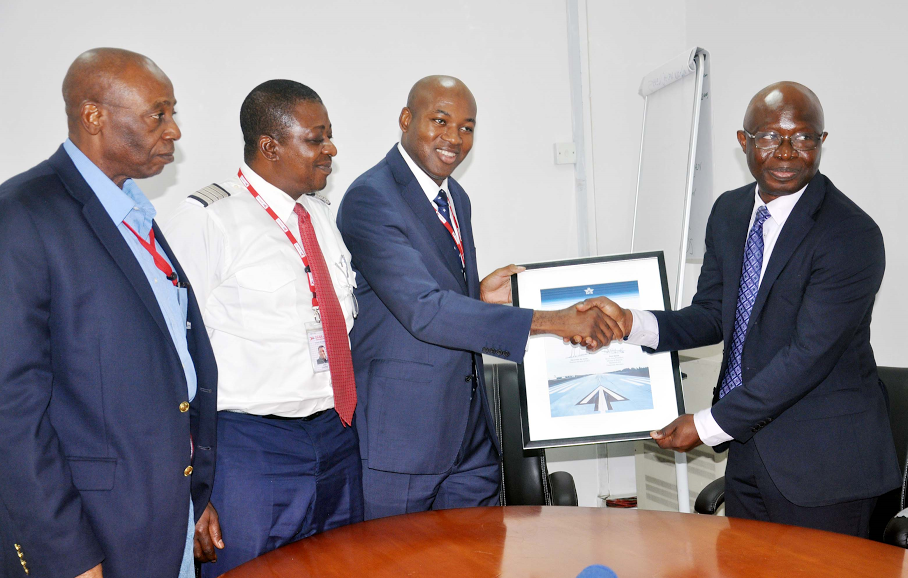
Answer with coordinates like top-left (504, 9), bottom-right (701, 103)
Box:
top-left (306, 322), bottom-right (330, 373)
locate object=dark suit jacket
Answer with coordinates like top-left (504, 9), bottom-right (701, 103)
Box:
top-left (336, 146), bottom-right (533, 475)
top-left (650, 172), bottom-right (899, 507)
top-left (0, 147), bottom-right (218, 578)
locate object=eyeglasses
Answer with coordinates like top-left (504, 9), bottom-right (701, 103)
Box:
top-left (741, 129), bottom-right (826, 151)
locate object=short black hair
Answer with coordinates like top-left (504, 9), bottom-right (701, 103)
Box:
top-left (240, 79), bottom-right (322, 163)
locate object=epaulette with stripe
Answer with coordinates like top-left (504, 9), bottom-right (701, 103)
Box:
top-left (187, 183), bottom-right (232, 207)
top-left (307, 192), bottom-right (331, 206)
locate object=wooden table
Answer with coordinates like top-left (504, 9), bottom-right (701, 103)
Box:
top-left (222, 506), bottom-right (908, 577)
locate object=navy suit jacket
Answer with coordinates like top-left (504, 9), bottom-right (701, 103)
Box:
top-left (336, 146), bottom-right (534, 475)
top-left (0, 147), bottom-right (218, 578)
top-left (650, 172), bottom-right (899, 507)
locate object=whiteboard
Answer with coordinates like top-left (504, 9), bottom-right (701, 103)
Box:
top-left (631, 47), bottom-right (712, 308)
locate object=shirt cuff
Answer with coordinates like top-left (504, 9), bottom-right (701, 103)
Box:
top-left (693, 408), bottom-right (734, 446)
top-left (625, 309), bottom-right (659, 349)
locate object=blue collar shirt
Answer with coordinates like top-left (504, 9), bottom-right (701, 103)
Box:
top-left (62, 139), bottom-right (197, 403)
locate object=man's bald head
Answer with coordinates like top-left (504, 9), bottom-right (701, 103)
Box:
top-left (738, 81), bottom-right (827, 200)
top-left (743, 81), bottom-right (824, 135)
top-left (405, 75), bottom-right (476, 114)
top-left (62, 48), bottom-right (170, 133)
top-left (399, 75), bottom-right (477, 186)
top-left (61, 48), bottom-right (180, 187)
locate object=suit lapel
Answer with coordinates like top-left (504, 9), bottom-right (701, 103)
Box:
top-left (48, 147), bottom-right (173, 343)
top-left (722, 186), bottom-right (757, 344)
top-left (448, 182), bottom-right (480, 299)
top-left (747, 173), bottom-right (824, 326)
top-left (386, 147), bottom-right (468, 293)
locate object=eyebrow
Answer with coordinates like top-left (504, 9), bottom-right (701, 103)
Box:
top-left (433, 109), bottom-right (475, 123)
top-left (150, 99), bottom-right (175, 108)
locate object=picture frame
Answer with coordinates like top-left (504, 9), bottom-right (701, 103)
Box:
top-left (511, 251), bottom-right (684, 449)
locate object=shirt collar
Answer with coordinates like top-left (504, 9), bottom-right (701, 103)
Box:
top-left (63, 139), bottom-right (156, 235)
top-left (754, 183), bottom-right (806, 228)
top-left (397, 142), bottom-right (451, 206)
top-left (239, 162), bottom-right (298, 222)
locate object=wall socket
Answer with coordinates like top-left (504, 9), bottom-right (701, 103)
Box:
top-left (554, 142), bottom-right (577, 164)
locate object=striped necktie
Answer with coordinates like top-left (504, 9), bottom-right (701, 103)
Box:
top-left (719, 205), bottom-right (771, 398)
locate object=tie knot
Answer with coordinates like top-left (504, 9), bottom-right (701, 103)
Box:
top-left (294, 203), bottom-right (309, 221)
top-left (434, 190), bottom-right (449, 208)
top-left (755, 205), bottom-right (770, 224)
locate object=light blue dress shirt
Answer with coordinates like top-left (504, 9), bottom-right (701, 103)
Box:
top-left (63, 140), bottom-right (197, 577)
top-left (63, 139), bottom-right (197, 401)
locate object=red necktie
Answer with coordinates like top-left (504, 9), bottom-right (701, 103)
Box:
top-left (294, 204), bottom-right (357, 426)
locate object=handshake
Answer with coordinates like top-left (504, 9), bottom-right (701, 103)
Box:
top-left (530, 297), bottom-right (632, 350)
top-left (480, 264), bottom-right (633, 351)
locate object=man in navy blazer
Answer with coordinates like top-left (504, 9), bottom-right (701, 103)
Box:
top-left (337, 76), bottom-right (623, 520)
top-left (0, 49), bottom-right (217, 577)
top-left (587, 82), bottom-right (899, 536)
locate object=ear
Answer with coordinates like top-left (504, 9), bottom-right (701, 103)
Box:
top-left (736, 130), bottom-right (748, 153)
top-left (399, 107), bottom-right (412, 133)
top-left (259, 135), bottom-right (279, 162)
top-left (80, 102), bottom-right (103, 136)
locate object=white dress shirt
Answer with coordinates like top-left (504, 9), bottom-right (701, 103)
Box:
top-left (163, 164), bottom-right (357, 417)
top-left (625, 185), bottom-right (806, 445)
top-left (397, 143), bottom-right (463, 243)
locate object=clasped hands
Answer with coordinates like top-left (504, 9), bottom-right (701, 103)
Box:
top-left (480, 265), bottom-right (632, 351)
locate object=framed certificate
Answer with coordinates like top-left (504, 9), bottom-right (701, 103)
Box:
top-left (511, 252), bottom-right (684, 449)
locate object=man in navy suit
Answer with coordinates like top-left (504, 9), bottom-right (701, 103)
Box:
top-left (586, 82), bottom-right (899, 536)
top-left (337, 76), bottom-right (623, 520)
top-left (0, 48), bottom-right (217, 577)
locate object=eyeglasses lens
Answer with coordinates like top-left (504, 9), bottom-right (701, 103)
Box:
top-left (754, 132), bottom-right (821, 151)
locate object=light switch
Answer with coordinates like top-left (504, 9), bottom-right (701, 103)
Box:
top-left (554, 142), bottom-right (576, 165)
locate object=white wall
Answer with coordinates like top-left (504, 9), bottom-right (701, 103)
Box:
top-left (0, 0), bottom-right (581, 277)
top-left (683, 0), bottom-right (908, 367)
top-left (584, 0), bottom-right (907, 367)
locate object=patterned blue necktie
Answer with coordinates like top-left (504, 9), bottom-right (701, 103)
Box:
top-left (434, 190), bottom-right (460, 257)
top-left (719, 205), bottom-right (771, 398)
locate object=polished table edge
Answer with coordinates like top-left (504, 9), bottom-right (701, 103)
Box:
top-left (222, 506), bottom-right (908, 578)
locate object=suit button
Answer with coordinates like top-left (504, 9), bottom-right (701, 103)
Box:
top-left (503, 350), bottom-right (510, 357)
top-left (184, 466), bottom-right (193, 476)
top-left (465, 375), bottom-right (472, 382)
top-left (179, 401), bottom-right (190, 412)
top-left (751, 426), bottom-right (759, 433)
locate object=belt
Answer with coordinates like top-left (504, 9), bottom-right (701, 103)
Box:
top-left (260, 409), bottom-right (330, 422)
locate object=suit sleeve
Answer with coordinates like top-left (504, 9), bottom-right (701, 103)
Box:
top-left (0, 197), bottom-right (105, 576)
top-left (649, 198), bottom-right (725, 351)
top-left (338, 184), bottom-right (533, 362)
top-left (712, 215), bottom-right (885, 442)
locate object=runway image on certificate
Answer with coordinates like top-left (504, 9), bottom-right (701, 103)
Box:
top-left (540, 281), bottom-right (654, 418)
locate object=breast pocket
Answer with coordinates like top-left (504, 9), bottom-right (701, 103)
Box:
top-left (234, 262), bottom-right (298, 321)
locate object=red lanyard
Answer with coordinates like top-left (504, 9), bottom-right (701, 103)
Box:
top-left (434, 200), bottom-right (465, 267)
top-left (122, 222), bottom-right (178, 286)
top-left (237, 169), bottom-right (320, 316)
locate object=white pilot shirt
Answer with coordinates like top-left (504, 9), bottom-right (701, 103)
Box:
top-left (625, 185), bottom-right (806, 445)
top-left (163, 163), bottom-right (357, 418)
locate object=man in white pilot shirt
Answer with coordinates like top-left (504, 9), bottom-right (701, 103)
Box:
top-left (163, 80), bottom-right (362, 575)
